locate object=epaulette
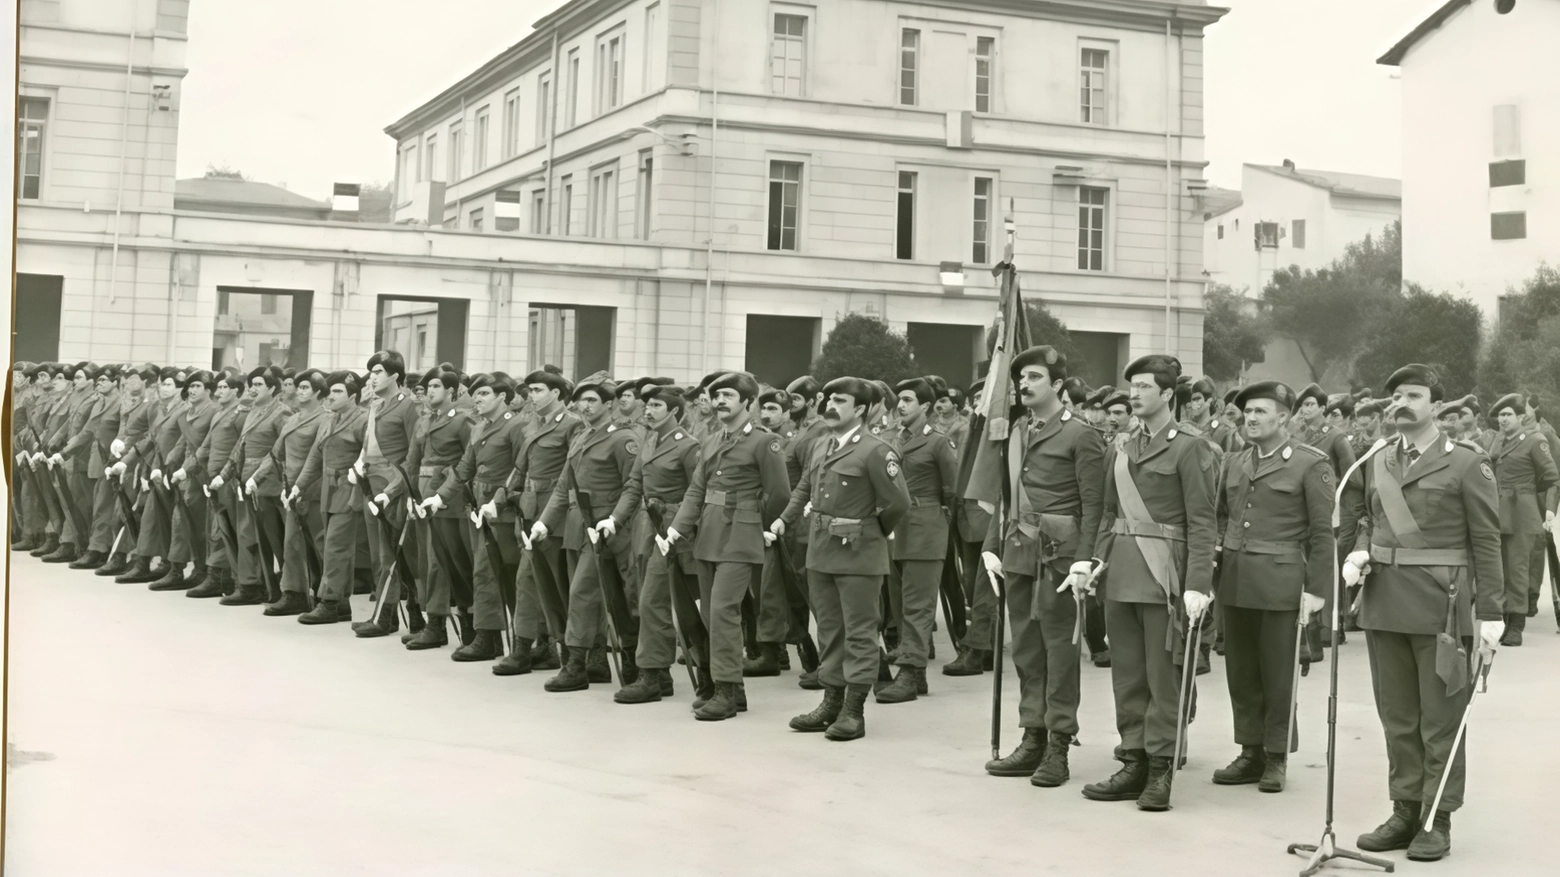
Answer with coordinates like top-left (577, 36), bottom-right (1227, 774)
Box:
top-left (1292, 443), bottom-right (1329, 461)
top-left (1452, 438), bottom-right (1486, 455)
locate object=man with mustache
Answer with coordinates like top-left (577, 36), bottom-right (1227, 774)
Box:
top-left (1344, 364), bottom-right (1503, 861)
top-left (778, 377), bottom-right (911, 740)
top-left (975, 346), bottom-right (1105, 784)
top-left (1485, 393), bottom-right (1557, 647)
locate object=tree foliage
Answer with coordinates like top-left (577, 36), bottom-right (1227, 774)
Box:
top-left (1479, 264), bottom-right (1560, 410)
top-left (203, 163), bottom-right (247, 180)
top-left (1354, 282), bottom-right (1482, 397)
top-left (813, 313), bottom-right (921, 385)
top-left (1202, 283), bottom-right (1270, 382)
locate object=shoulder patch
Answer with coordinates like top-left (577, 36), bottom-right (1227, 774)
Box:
top-left (1282, 447), bottom-right (1293, 460)
top-left (886, 451), bottom-right (900, 478)
top-left (1320, 467), bottom-right (1332, 486)
top-left (503, 412), bottom-right (513, 420)
top-left (625, 440), bottom-right (640, 456)
top-left (768, 438), bottom-right (782, 454)
top-left (1480, 462), bottom-right (1494, 481)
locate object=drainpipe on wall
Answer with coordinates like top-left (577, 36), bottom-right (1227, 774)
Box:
top-left (1163, 15), bottom-right (1176, 354)
top-left (701, 0), bottom-right (721, 376)
top-left (107, 7), bottom-right (139, 310)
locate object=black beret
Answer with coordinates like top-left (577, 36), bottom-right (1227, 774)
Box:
top-left (925, 375), bottom-right (950, 400)
top-left (185, 369), bottom-right (215, 389)
top-left (615, 379), bottom-right (643, 399)
top-left (641, 384), bottom-right (686, 414)
top-left (422, 365), bottom-right (460, 392)
top-left (1190, 377), bottom-right (1217, 400)
top-left (366, 349), bottom-right (406, 380)
top-left (571, 379), bottom-right (609, 402)
top-left (1102, 389), bottom-right (1131, 412)
top-left (1385, 363), bottom-right (1440, 394)
top-left (324, 370), bottom-right (362, 396)
top-left (1325, 394), bottom-right (1355, 417)
top-left (945, 387), bottom-right (966, 407)
top-left (1123, 354), bottom-right (1181, 385)
top-left (697, 371), bottom-right (729, 392)
top-left (1061, 377), bottom-right (1090, 404)
top-left (1491, 393), bottom-right (1526, 417)
top-left (1293, 383), bottom-right (1327, 410)
top-left (469, 373), bottom-right (515, 403)
top-left (522, 369), bottom-right (570, 394)
top-left (157, 365), bottom-right (182, 384)
top-left (636, 376), bottom-right (676, 397)
top-left (823, 377), bottom-right (874, 408)
top-left (1355, 399), bottom-right (1385, 417)
top-left (757, 388), bottom-right (789, 409)
top-left (871, 381), bottom-right (894, 409)
top-left (785, 375), bottom-right (822, 398)
top-left (708, 371), bottom-right (760, 402)
top-left (1234, 381), bottom-right (1296, 413)
top-left (1352, 388), bottom-right (1373, 402)
top-left (1438, 401), bottom-right (1467, 418)
top-left (968, 378), bottom-right (986, 400)
top-left (1011, 345), bottom-right (1067, 383)
top-left (91, 363), bottom-right (121, 382)
top-left (295, 368), bottom-right (328, 397)
top-left (1463, 394), bottom-right (1482, 415)
top-left (894, 377), bottom-right (935, 406)
top-left (246, 366), bottom-right (281, 389)
top-left (1086, 385), bottom-right (1114, 408)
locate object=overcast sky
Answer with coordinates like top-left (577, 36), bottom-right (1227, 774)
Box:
top-left (175, 0), bottom-right (1439, 197)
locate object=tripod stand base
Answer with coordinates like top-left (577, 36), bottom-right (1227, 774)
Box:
top-left (1288, 829), bottom-right (1395, 876)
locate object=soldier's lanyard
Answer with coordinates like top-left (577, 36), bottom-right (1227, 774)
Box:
top-left (1112, 445), bottom-right (1181, 602)
top-left (1371, 448), bottom-right (1429, 549)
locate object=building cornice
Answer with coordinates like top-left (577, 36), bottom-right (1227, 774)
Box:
top-left (19, 55), bottom-right (189, 77)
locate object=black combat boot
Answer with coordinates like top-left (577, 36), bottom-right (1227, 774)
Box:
top-left (742, 642), bottom-right (782, 677)
top-left (219, 583), bottom-right (265, 606)
top-left (943, 646), bottom-right (988, 677)
top-left (789, 686), bottom-right (845, 732)
top-left (615, 667), bottom-right (668, 704)
top-left (825, 684), bottom-right (870, 741)
top-left (68, 549), bottom-right (106, 570)
top-left (181, 563), bottom-right (207, 590)
top-left (1258, 751), bottom-right (1287, 793)
top-left (115, 556), bottom-right (158, 584)
top-left (1196, 642), bottom-right (1212, 676)
top-left (1500, 613), bottom-right (1523, 647)
top-left (263, 591), bottom-right (311, 617)
top-left (1031, 732), bottom-right (1073, 787)
top-left (875, 666), bottom-right (924, 704)
top-left (405, 602), bottom-right (426, 635)
top-left (1135, 756), bottom-right (1174, 811)
top-left (14, 532), bottom-right (40, 553)
top-left (692, 665), bottom-right (716, 710)
top-left (452, 630), bottom-right (502, 662)
top-left (545, 647), bottom-right (590, 691)
top-left (585, 647), bottom-right (613, 683)
top-left (30, 534), bottom-right (59, 557)
top-left (492, 637), bottom-right (534, 675)
top-left (455, 610), bottom-right (476, 646)
top-left (1212, 745), bottom-right (1265, 785)
top-left (1082, 748), bottom-right (1150, 801)
top-left (41, 540), bottom-right (78, 563)
top-left (1357, 800), bottom-right (1422, 852)
top-left (94, 552), bottom-right (129, 577)
top-left (405, 613), bottom-right (450, 651)
top-left (351, 606), bottom-right (399, 638)
top-left (298, 599), bottom-right (344, 625)
top-left (986, 727), bottom-right (1047, 776)
top-left (186, 567), bottom-right (227, 598)
top-left (1406, 810), bottom-right (1452, 861)
top-left (148, 563), bottom-right (193, 591)
top-left (530, 634), bottom-right (561, 670)
top-left (1091, 648), bottom-right (1112, 669)
top-left (694, 681), bottom-right (741, 721)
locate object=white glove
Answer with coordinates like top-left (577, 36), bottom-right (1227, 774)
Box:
top-left (110, 438), bottom-right (125, 458)
top-left (1479, 619), bottom-right (1504, 651)
top-left (407, 498), bottom-right (420, 519)
top-left (479, 500), bottom-right (498, 522)
top-left (148, 468), bottom-right (162, 483)
top-left (594, 517), bottom-right (617, 539)
top-left (279, 490), bottom-right (291, 510)
top-left (171, 468), bottom-right (187, 483)
top-left (374, 493), bottom-right (391, 512)
top-left (529, 520), bottom-right (549, 542)
top-left (245, 478), bottom-right (258, 496)
top-left (1342, 549), bottom-right (1370, 586)
top-left (1057, 560), bottom-right (1095, 596)
top-left (48, 453), bottom-right (64, 468)
top-left (763, 530), bottom-right (777, 546)
top-left (586, 526), bottom-right (600, 544)
top-left (1300, 592), bottom-right (1326, 622)
top-left (1545, 510), bottom-right (1555, 532)
top-left (346, 469), bottom-right (358, 485)
top-left (1183, 590), bottom-right (1212, 621)
top-left (353, 459), bottom-right (366, 478)
top-left (770, 519), bottom-right (786, 538)
top-left (802, 501), bottom-right (812, 518)
top-left (419, 495), bottom-right (445, 515)
top-left (287, 485), bottom-right (300, 504)
top-left (209, 475), bottom-right (224, 491)
top-left (104, 466), bottom-right (115, 479)
top-left (655, 534), bottom-right (671, 556)
top-left (140, 478), bottom-right (150, 492)
top-left (15, 452), bottom-right (25, 465)
top-left (665, 526), bottom-right (682, 545)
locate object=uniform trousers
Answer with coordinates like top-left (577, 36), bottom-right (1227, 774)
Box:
top-left (1005, 571), bottom-right (1082, 734)
top-left (67, 468), bottom-right (93, 547)
top-left (317, 510), bottom-right (361, 602)
top-left (809, 571), bottom-right (885, 687)
top-left (234, 493), bottom-right (284, 596)
top-left (471, 521), bottom-right (519, 632)
top-left (1525, 537), bottom-right (1551, 617)
top-left (1500, 533), bottom-right (1534, 615)
top-left (892, 559), bottom-right (944, 668)
top-left (279, 500), bottom-right (323, 596)
top-left (415, 516), bottom-right (465, 615)
top-left (635, 546), bottom-right (696, 669)
top-left (1106, 599), bottom-right (1185, 758)
top-left (88, 473), bottom-right (122, 553)
top-left (133, 480), bottom-right (174, 560)
top-left (366, 502), bottom-right (417, 604)
top-left (1221, 604), bottom-right (1300, 753)
top-left (958, 538), bottom-right (998, 651)
top-left (562, 529), bottom-right (636, 650)
top-left (166, 486), bottom-right (207, 566)
top-left (751, 544), bottom-right (794, 644)
top-left (207, 484), bottom-right (239, 571)
top-left (1365, 630), bottom-right (1470, 811)
top-left (513, 534), bottom-right (565, 640)
top-left (699, 561), bottom-right (759, 683)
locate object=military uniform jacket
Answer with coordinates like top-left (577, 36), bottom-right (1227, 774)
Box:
top-left (115, 392), bottom-right (156, 460)
top-left (1094, 422), bottom-right (1220, 603)
top-left (1352, 432), bottom-right (1503, 636)
top-left (54, 388), bottom-right (95, 468)
top-left (62, 389), bottom-right (122, 474)
top-left (781, 428), bottom-right (911, 576)
top-left (220, 397), bottom-right (289, 496)
top-left (168, 398), bottom-right (217, 482)
top-left (252, 405), bottom-right (331, 503)
top-left (1215, 440), bottom-right (1336, 609)
top-left (1486, 430), bottom-right (1559, 534)
top-left (193, 401), bottom-right (247, 488)
top-left (38, 392), bottom-right (74, 455)
top-left (406, 401), bottom-right (472, 519)
top-left (297, 407), bottom-right (369, 515)
top-left (506, 407), bottom-right (582, 520)
top-left (673, 418), bottom-right (791, 566)
top-left (980, 409), bottom-right (1106, 576)
top-left (1300, 422), bottom-right (1358, 479)
top-left (123, 397), bottom-right (188, 472)
top-left (1206, 417), bottom-right (1243, 454)
top-left (435, 410), bottom-right (524, 520)
top-left (784, 415), bottom-right (830, 487)
top-left (891, 420), bottom-right (961, 562)
top-left (362, 390), bottom-right (420, 502)
top-left (628, 422), bottom-right (701, 553)
top-left (540, 420), bottom-right (642, 550)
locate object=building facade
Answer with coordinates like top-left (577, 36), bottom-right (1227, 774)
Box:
top-left (1381, 0), bottom-right (1559, 318)
top-left (17, 0), bottom-right (1227, 389)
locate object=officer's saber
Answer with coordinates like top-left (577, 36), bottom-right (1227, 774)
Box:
top-left (1284, 611), bottom-right (1306, 758)
top-left (1169, 616), bottom-right (1203, 791)
top-left (1424, 649), bottom-right (1493, 823)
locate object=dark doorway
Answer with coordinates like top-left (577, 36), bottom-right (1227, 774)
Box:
top-left (375, 295), bottom-right (470, 371)
top-left (744, 315), bottom-right (819, 388)
top-left (14, 274), bottom-right (63, 362)
top-left (907, 322), bottom-right (982, 391)
top-left (528, 304), bottom-right (615, 379)
top-left (1068, 331), bottom-right (1129, 388)
top-left (213, 287), bottom-right (313, 370)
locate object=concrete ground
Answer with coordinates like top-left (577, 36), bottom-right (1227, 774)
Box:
top-left (5, 551), bottom-right (1557, 877)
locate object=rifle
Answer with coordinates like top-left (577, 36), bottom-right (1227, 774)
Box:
top-left (575, 490), bottom-right (636, 683)
top-left (357, 474), bottom-right (417, 629)
top-left (647, 502), bottom-right (710, 688)
top-left (516, 504), bottom-right (569, 647)
top-left (462, 480), bottom-right (516, 655)
top-left (98, 438), bottom-right (142, 544)
top-left (50, 463), bottom-right (90, 542)
top-left (938, 534), bottom-right (968, 651)
top-left (397, 459), bottom-right (471, 611)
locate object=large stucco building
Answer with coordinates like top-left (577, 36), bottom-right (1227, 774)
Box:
top-left (16, 0), bottom-right (1228, 388)
top-left (1381, 0), bottom-right (1559, 319)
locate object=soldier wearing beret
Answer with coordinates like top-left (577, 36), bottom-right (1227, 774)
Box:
top-left (401, 366), bottom-right (475, 649)
top-left (87, 363), bottom-right (157, 578)
top-left (1435, 399), bottom-right (1466, 441)
top-left (1342, 363), bottom-right (1504, 861)
top-left (183, 369), bottom-right (250, 597)
top-left (60, 364), bottom-right (124, 571)
top-left (1486, 393), bottom-right (1558, 646)
top-left (349, 350), bottom-right (426, 638)
top-left (250, 368), bottom-right (332, 616)
top-left (295, 371), bottom-right (371, 625)
top-left (153, 370), bottom-right (219, 590)
top-left (748, 387), bottom-right (804, 676)
top-left (667, 371), bottom-right (791, 720)
top-left (211, 366), bottom-right (289, 606)
top-left (1455, 396), bottom-right (1495, 452)
top-left (781, 375), bottom-right (833, 685)
top-left (1518, 396), bottom-right (1560, 628)
top-left (931, 384), bottom-right (970, 450)
top-left (35, 363), bottom-right (95, 564)
top-left (972, 346), bottom-right (1106, 784)
top-left (1213, 381), bottom-right (1334, 793)
top-left (779, 376), bottom-right (911, 740)
top-left (1083, 354), bottom-right (1219, 812)
top-left (1353, 399), bottom-right (1386, 456)
top-left (113, 366), bottom-right (189, 584)
top-left (1184, 377), bottom-right (1241, 454)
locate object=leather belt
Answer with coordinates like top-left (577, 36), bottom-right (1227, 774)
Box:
top-left (1370, 545), bottom-right (1468, 567)
top-left (1112, 518), bottom-right (1186, 541)
top-left (1223, 537), bottom-right (1304, 562)
top-left (704, 488), bottom-right (760, 508)
top-left (908, 495), bottom-right (941, 508)
top-left (418, 464), bottom-right (447, 477)
top-left (1497, 485), bottom-right (1536, 495)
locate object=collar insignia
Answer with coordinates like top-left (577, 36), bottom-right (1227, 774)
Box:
top-left (674, 432), bottom-right (683, 440)
top-left (503, 412), bottom-right (513, 420)
top-left (851, 434), bottom-right (861, 444)
top-left (1282, 447), bottom-right (1292, 460)
top-left (1168, 429), bottom-right (1178, 440)
top-left (923, 424), bottom-right (932, 435)
top-left (1062, 410), bottom-right (1072, 422)
top-left (1445, 440), bottom-right (1454, 453)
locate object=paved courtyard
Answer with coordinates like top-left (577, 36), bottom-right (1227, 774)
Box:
top-left (5, 550), bottom-right (1556, 876)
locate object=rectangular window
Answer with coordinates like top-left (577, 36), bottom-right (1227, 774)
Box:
top-left (531, 189), bottom-right (547, 234)
top-left (899, 29), bottom-right (919, 106)
top-left (401, 145), bottom-right (418, 197)
top-left (536, 73), bottom-right (552, 145)
top-left (1255, 221), bottom-right (1279, 249)
top-left (644, 3), bottom-right (662, 91)
top-left (472, 107), bottom-right (490, 170)
top-left (589, 166), bottom-right (617, 238)
top-left (975, 37), bottom-right (995, 113)
top-left (1217, 224), bottom-right (1224, 240)
top-left (447, 121), bottom-right (463, 181)
top-left (1077, 186), bottom-right (1107, 271)
top-left (637, 151), bottom-right (654, 240)
top-left (502, 89), bottom-right (521, 159)
top-left (770, 13), bottom-right (807, 97)
top-left (469, 208), bottom-right (484, 232)
top-left (1489, 159), bottom-right (1526, 188)
top-left (972, 177), bottom-right (993, 264)
top-left (17, 97), bottom-right (48, 199)
top-left (1292, 219), bottom-right (1306, 249)
top-left (495, 189), bottom-right (521, 233)
top-left (566, 49), bottom-right (580, 128)
top-left (1491, 212), bottom-right (1527, 240)
top-left (1081, 47), bottom-right (1109, 125)
top-left (767, 160), bottom-right (802, 251)
top-left (425, 134), bottom-right (439, 183)
top-left (896, 171), bottom-right (916, 260)
top-left (596, 33), bottom-right (624, 114)
top-left (561, 176), bottom-right (574, 235)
